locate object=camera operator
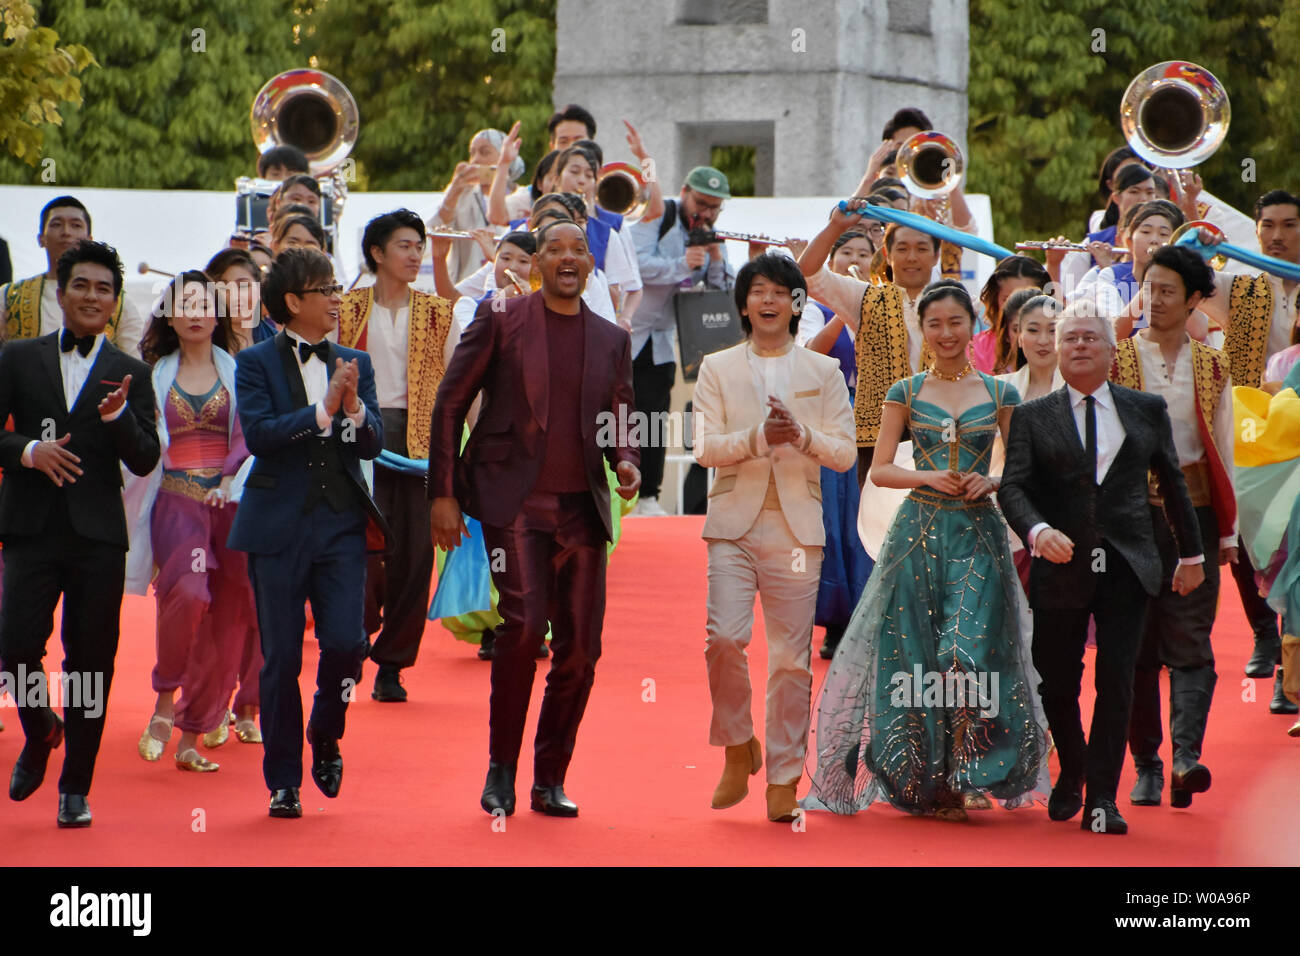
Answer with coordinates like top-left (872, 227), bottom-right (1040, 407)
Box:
top-left (628, 166), bottom-right (735, 516)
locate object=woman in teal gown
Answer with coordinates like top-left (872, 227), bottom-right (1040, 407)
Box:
top-left (804, 281), bottom-right (1049, 820)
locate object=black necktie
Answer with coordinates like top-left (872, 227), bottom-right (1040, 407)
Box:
top-left (60, 329), bottom-right (94, 357)
top-left (297, 340), bottom-right (328, 364)
top-left (1085, 394), bottom-right (1098, 484)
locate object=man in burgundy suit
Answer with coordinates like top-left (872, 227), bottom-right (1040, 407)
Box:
top-left (429, 219), bottom-right (640, 818)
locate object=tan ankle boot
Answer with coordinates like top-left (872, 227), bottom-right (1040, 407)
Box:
top-left (711, 736), bottom-right (762, 809)
top-left (766, 777), bottom-right (800, 822)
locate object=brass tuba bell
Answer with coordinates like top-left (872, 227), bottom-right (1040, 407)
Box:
top-left (250, 69), bottom-right (358, 177)
top-left (596, 162), bottom-right (648, 222)
top-left (895, 131), bottom-right (964, 200)
top-left (1120, 61), bottom-right (1229, 169)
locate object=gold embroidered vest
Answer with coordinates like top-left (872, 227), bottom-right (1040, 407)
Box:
top-left (337, 285), bottom-right (454, 459)
top-left (853, 285), bottom-right (933, 445)
top-left (3, 274), bottom-right (126, 345)
top-left (1225, 274), bottom-right (1273, 388)
top-left (1110, 337), bottom-right (1236, 537)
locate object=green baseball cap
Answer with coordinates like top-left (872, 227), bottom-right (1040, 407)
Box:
top-left (684, 166), bottom-right (731, 199)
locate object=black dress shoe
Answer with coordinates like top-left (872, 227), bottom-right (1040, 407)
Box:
top-left (9, 712), bottom-right (64, 802)
top-left (1047, 777), bottom-right (1083, 821)
top-left (371, 665), bottom-right (407, 702)
top-left (1129, 768), bottom-right (1164, 806)
top-left (56, 793), bottom-right (91, 828)
top-left (1245, 638), bottom-right (1280, 677)
top-left (481, 762), bottom-right (516, 816)
top-left (1271, 670), bottom-right (1299, 714)
top-left (530, 784), bottom-right (579, 817)
top-left (1170, 761), bottom-right (1210, 809)
top-left (269, 788), bottom-right (302, 818)
top-left (306, 724), bottom-right (343, 798)
top-left (477, 629), bottom-right (496, 661)
top-left (1081, 798), bottom-right (1128, 834)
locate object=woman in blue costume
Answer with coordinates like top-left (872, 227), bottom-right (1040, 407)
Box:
top-left (805, 281), bottom-right (1048, 820)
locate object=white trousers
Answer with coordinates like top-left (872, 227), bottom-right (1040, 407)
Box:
top-left (705, 508), bottom-right (822, 784)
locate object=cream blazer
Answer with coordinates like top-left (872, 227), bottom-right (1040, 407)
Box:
top-left (693, 342), bottom-right (856, 546)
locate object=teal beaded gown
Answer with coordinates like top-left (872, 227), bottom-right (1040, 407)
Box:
top-left (804, 372), bottom-right (1049, 815)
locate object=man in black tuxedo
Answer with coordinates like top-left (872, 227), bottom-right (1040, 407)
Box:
top-left (998, 304), bottom-right (1204, 835)
top-left (227, 247), bottom-right (387, 819)
top-left (0, 240), bottom-right (160, 827)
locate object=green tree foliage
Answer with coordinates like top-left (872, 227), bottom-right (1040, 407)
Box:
top-left (0, 0), bottom-right (94, 166)
top-left (969, 0), bottom-right (1283, 244)
top-left (302, 0), bottom-right (557, 191)
top-left (0, 0), bottom-right (302, 187)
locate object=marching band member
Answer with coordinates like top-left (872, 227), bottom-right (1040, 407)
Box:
top-left (798, 200), bottom-right (942, 488)
top-left (337, 211), bottom-right (459, 702)
top-left (1191, 191), bottom-right (1300, 711)
top-left (1108, 245), bottom-right (1235, 810)
top-left (0, 197), bottom-right (145, 358)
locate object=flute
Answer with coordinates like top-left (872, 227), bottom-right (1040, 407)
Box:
top-left (1015, 240), bottom-right (1127, 255)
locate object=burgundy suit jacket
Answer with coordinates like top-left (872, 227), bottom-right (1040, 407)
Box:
top-left (427, 291), bottom-right (639, 541)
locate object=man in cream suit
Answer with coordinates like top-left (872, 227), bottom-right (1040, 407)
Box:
top-left (693, 253), bottom-right (857, 822)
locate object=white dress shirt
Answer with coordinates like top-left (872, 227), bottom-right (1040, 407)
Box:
top-left (1025, 382), bottom-right (1124, 554)
top-left (285, 328), bottom-right (366, 437)
top-left (1131, 333), bottom-right (1237, 549)
top-left (367, 302), bottom-right (409, 409)
top-left (805, 266), bottom-right (923, 371)
top-left (20, 331), bottom-right (124, 467)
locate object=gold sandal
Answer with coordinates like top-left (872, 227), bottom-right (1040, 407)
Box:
top-left (963, 792), bottom-right (994, 810)
top-left (203, 711), bottom-right (233, 748)
top-left (138, 714), bottom-right (174, 762)
top-left (234, 717), bottom-right (262, 744)
top-left (935, 807), bottom-right (969, 821)
top-left (175, 748), bottom-right (220, 773)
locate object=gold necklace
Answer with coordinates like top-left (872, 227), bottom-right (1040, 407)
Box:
top-left (927, 362), bottom-right (974, 382)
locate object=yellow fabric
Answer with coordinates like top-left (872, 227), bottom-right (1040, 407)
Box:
top-left (1233, 386), bottom-right (1300, 468)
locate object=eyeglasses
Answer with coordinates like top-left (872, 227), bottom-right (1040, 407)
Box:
top-left (295, 284), bottom-right (343, 297)
top-left (1061, 333), bottom-right (1105, 345)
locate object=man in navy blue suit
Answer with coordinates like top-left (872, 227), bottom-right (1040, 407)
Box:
top-left (228, 247), bottom-right (388, 818)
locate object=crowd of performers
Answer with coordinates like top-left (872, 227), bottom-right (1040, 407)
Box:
top-left (0, 101), bottom-right (1297, 832)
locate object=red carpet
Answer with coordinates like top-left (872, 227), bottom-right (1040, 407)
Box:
top-left (3, 516), bottom-right (1296, 866)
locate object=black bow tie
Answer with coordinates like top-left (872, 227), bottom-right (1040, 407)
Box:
top-left (60, 329), bottom-right (95, 357)
top-left (297, 339), bottom-right (329, 364)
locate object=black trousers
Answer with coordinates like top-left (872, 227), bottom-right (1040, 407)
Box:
top-left (1228, 533), bottom-right (1281, 653)
top-left (249, 504), bottom-right (368, 791)
top-left (0, 505), bottom-right (125, 796)
top-left (632, 341), bottom-right (675, 499)
top-left (1031, 541), bottom-right (1150, 802)
top-left (366, 408), bottom-right (436, 669)
top-left (1129, 505), bottom-right (1220, 765)
top-left (481, 491), bottom-right (607, 786)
